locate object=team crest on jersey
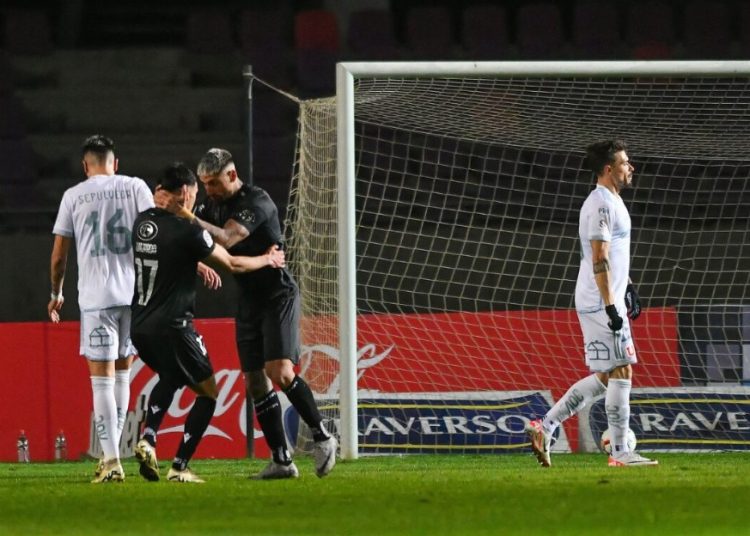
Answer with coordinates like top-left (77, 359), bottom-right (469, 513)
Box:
top-left (237, 209), bottom-right (255, 223)
top-left (136, 220), bottom-right (158, 241)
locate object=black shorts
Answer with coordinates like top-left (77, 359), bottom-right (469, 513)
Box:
top-left (235, 291), bottom-right (300, 372)
top-left (132, 324), bottom-right (214, 387)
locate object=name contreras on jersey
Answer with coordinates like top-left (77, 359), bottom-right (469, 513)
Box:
top-left (77, 189), bottom-right (133, 204)
top-left (135, 243), bottom-right (157, 254)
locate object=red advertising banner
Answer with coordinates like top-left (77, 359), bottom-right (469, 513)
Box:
top-left (0, 307), bottom-right (678, 461)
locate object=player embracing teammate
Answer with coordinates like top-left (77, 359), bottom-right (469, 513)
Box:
top-left (153, 148), bottom-right (337, 480)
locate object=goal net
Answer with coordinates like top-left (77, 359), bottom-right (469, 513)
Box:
top-left (284, 62), bottom-right (750, 459)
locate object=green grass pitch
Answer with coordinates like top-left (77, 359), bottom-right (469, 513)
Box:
top-left (2, 453), bottom-right (749, 535)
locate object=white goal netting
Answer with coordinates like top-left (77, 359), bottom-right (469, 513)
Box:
top-left (285, 65), bottom-right (750, 456)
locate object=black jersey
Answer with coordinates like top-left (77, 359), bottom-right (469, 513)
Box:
top-left (195, 183), bottom-right (297, 304)
top-left (131, 208), bottom-right (215, 332)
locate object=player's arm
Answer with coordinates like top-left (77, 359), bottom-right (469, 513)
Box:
top-left (193, 216), bottom-right (249, 249)
top-left (591, 239), bottom-right (614, 305)
top-left (592, 239), bottom-right (623, 331)
top-left (202, 244), bottom-right (285, 274)
top-left (48, 235), bottom-right (71, 323)
top-left (154, 187), bottom-right (249, 248)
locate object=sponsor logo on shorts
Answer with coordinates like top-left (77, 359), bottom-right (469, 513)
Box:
top-left (89, 326), bottom-right (112, 348)
top-left (586, 340), bottom-right (610, 361)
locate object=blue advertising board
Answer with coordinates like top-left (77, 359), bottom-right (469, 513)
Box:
top-left (581, 387), bottom-right (750, 452)
top-left (286, 391), bottom-right (566, 455)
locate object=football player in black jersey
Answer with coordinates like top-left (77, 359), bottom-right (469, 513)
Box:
top-left (155, 148), bottom-right (337, 479)
top-left (131, 162), bottom-right (285, 483)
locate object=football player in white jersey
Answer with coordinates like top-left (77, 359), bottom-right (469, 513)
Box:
top-left (47, 135), bottom-right (155, 482)
top-left (526, 140), bottom-right (657, 467)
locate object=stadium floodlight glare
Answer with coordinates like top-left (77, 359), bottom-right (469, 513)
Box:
top-left (285, 61), bottom-right (750, 460)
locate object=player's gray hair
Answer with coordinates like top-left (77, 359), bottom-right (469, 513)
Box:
top-left (197, 148), bottom-right (234, 176)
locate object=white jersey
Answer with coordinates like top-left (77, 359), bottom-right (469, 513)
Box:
top-left (575, 185), bottom-right (631, 313)
top-left (53, 174), bottom-right (154, 311)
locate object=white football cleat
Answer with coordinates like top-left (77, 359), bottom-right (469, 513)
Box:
top-left (167, 467), bottom-right (205, 483)
top-left (525, 419), bottom-right (552, 467)
top-left (91, 459), bottom-right (124, 483)
top-left (251, 461), bottom-right (299, 480)
top-left (313, 436), bottom-right (338, 478)
top-left (608, 452), bottom-right (659, 467)
top-left (93, 458), bottom-right (104, 478)
top-left (134, 439), bottom-right (160, 482)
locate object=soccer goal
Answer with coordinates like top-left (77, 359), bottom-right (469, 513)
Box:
top-left (285, 61), bottom-right (750, 460)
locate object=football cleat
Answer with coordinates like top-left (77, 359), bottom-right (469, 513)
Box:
top-left (251, 461), bottom-right (300, 480)
top-left (608, 452), bottom-right (659, 467)
top-left (134, 439), bottom-right (160, 482)
top-left (93, 458), bottom-right (104, 478)
top-left (313, 435), bottom-right (338, 478)
top-left (167, 467), bottom-right (205, 483)
top-left (525, 419), bottom-right (552, 467)
top-left (91, 459), bottom-right (124, 483)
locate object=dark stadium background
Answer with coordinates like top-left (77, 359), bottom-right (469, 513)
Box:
top-left (0, 0), bottom-right (745, 335)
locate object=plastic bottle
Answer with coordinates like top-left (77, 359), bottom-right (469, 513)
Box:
top-left (16, 430), bottom-right (30, 463)
top-left (54, 430), bottom-right (67, 462)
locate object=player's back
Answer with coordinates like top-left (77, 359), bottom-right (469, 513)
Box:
top-left (196, 183), bottom-right (297, 302)
top-left (131, 208), bottom-right (215, 332)
top-left (53, 174), bottom-right (154, 311)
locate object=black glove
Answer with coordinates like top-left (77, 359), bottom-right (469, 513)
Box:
top-left (624, 283), bottom-right (641, 320)
top-left (605, 304), bottom-right (623, 332)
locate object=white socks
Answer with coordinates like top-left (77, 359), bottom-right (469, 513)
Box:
top-left (605, 378), bottom-right (632, 455)
top-left (543, 374), bottom-right (606, 434)
top-left (91, 376), bottom-right (119, 461)
top-left (114, 369), bottom-right (131, 443)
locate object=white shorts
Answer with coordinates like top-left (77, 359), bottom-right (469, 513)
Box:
top-left (79, 306), bottom-right (136, 361)
top-left (578, 307), bottom-right (637, 373)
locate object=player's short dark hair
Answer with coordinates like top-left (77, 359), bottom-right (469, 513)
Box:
top-left (81, 134), bottom-right (115, 161)
top-left (158, 162), bottom-right (197, 192)
top-left (585, 139), bottom-right (627, 176)
top-left (197, 148), bottom-right (234, 176)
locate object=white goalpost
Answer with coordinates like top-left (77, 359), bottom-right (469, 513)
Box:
top-left (286, 61), bottom-right (750, 460)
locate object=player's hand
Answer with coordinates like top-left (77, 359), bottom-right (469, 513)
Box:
top-left (266, 245), bottom-right (286, 268)
top-left (154, 187), bottom-right (182, 215)
top-left (624, 283), bottom-right (641, 320)
top-left (605, 304), bottom-right (623, 332)
top-left (197, 262), bottom-right (222, 290)
top-left (47, 295), bottom-right (64, 323)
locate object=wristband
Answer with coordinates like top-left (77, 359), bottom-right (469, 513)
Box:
top-left (50, 291), bottom-right (63, 300)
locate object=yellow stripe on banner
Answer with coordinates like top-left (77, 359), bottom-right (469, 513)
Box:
top-left (640, 439), bottom-right (750, 446)
top-left (632, 399), bottom-right (750, 405)
top-left (320, 403), bottom-right (527, 411)
top-left (361, 443), bottom-right (530, 451)
top-left (354, 402), bottom-right (528, 411)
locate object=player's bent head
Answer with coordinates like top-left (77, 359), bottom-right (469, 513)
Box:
top-left (81, 134), bottom-right (115, 165)
top-left (197, 148), bottom-right (234, 177)
top-left (585, 139), bottom-right (627, 176)
top-left (159, 162), bottom-right (198, 193)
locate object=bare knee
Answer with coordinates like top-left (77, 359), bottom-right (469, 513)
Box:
top-left (607, 364), bottom-right (633, 381)
top-left (114, 355), bottom-right (134, 371)
top-left (246, 370), bottom-right (273, 400)
top-left (264, 359), bottom-right (295, 389)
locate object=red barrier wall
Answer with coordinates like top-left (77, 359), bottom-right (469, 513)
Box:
top-left (0, 308), bottom-right (678, 461)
